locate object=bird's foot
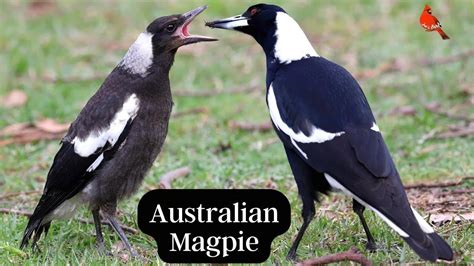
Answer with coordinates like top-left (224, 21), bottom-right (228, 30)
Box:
top-left (97, 244), bottom-right (112, 256)
top-left (365, 241), bottom-right (377, 252)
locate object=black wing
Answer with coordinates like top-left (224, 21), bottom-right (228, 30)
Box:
top-left (20, 118), bottom-right (133, 249)
top-left (270, 57), bottom-right (452, 260)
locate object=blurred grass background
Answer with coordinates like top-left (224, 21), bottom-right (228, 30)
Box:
top-left (0, 0), bottom-right (473, 264)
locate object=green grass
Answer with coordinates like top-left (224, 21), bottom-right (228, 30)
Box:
top-left (1, 0), bottom-right (473, 264)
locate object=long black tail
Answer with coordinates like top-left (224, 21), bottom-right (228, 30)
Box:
top-left (403, 231), bottom-right (453, 261)
top-left (20, 194), bottom-right (55, 249)
top-left (400, 207), bottom-right (453, 261)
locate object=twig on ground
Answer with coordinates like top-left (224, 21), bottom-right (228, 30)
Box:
top-left (424, 103), bottom-right (473, 122)
top-left (435, 126), bottom-right (474, 139)
top-left (297, 247), bottom-right (372, 266)
top-left (356, 49), bottom-right (474, 80)
top-left (159, 167), bottom-right (191, 189)
top-left (228, 120), bottom-right (272, 132)
top-left (404, 176), bottom-right (474, 189)
top-left (0, 190), bottom-right (41, 201)
top-left (0, 208), bottom-right (138, 234)
top-left (172, 107), bottom-right (208, 118)
top-left (174, 86), bottom-right (258, 97)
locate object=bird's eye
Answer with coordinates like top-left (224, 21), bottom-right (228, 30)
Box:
top-left (250, 8), bottom-right (258, 16)
top-left (165, 24), bottom-right (176, 32)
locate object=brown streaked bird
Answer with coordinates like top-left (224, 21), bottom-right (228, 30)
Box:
top-left (20, 6), bottom-right (216, 256)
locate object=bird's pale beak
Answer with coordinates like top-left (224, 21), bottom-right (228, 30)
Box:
top-left (177, 5), bottom-right (218, 45)
top-left (205, 15), bottom-right (250, 30)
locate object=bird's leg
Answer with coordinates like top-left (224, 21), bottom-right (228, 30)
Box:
top-left (92, 209), bottom-right (107, 254)
top-left (352, 199), bottom-right (376, 251)
top-left (287, 204), bottom-right (315, 261)
top-left (106, 216), bottom-right (139, 257)
top-left (284, 146), bottom-right (319, 261)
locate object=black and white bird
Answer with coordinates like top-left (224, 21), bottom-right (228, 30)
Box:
top-left (206, 4), bottom-right (453, 262)
top-left (20, 6), bottom-right (216, 255)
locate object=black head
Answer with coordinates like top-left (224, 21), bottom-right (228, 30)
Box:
top-left (118, 6), bottom-right (216, 77)
top-left (205, 4), bottom-right (318, 66)
top-left (147, 5), bottom-right (217, 54)
top-left (205, 4), bottom-right (285, 46)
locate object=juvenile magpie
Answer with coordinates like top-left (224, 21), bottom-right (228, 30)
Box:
top-left (20, 6), bottom-right (216, 255)
top-left (206, 4), bottom-right (453, 262)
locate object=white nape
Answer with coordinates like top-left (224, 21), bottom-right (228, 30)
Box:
top-left (119, 32), bottom-right (154, 77)
top-left (291, 138), bottom-right (308, 159)
top-left (273, 12), bottom-right (319, 64)
top-left (371, 122), bottom-right (380, 132)
top-left (73, 94), bottom-right (140, 157)
top-left (267, 84), bottom-right (344, 143)
top-left (217, 16), bottom-right (249, 29)
top-left (324, 173), bottom-right (410, 238)
top-left (411, 207), bottom-right (435, 233)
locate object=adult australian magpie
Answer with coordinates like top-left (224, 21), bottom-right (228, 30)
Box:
top-left (20, 6), bottom-right (216, 255)
top-left (206, 4), bottom-right (453, 262)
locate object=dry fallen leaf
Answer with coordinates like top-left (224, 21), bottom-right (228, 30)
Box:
top-left (0, 123), bottom-right (30, 137)
top-left (0, 119), bottom-right (69, 146)
top-left (27, 0), bottom-right (56, 18)
top-left (35, 119), bottom-right (70, 134)
top-left (429, 212), bottom-right (474, 225)
top-left (389, 105), bottom-right (417, 117)
top-left (1, 90), bottom-right (28, 108)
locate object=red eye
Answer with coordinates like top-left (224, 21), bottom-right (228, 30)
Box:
top-left (250, 8), bottom-right (258, 16)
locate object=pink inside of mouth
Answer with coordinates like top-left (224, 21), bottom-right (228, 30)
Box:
top-left (182, 23), bottom-right (190, 37)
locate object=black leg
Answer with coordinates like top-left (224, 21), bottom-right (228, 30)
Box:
top-left (106, 215), bottom-right (138, 257)
top-left (352, 199), bottom-right (376, 251)
top-left (287, 207), bottom-right (314, 261)
top-left (284, 146), bottom-right (326, 261)
top-left (92, 209), bottom-right (106, 254)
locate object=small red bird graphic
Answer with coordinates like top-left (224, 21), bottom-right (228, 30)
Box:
top-left (419, 4), bottom-right (450, 40)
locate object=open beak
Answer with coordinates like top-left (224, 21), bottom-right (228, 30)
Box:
top-left (205, 15), bottom-right (249, 30)
top-left (178, 5), bottom-right (217, 45)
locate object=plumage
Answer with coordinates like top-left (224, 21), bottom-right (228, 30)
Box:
top-left (207, 3), bottom-right (453, 262)
top-left (21, 5), bottom-right (216, 255)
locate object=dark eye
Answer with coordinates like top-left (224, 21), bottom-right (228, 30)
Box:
top-left (165, 23), bottom-right (176, 32)
top-left (250, 8), bottom-right (258, 16)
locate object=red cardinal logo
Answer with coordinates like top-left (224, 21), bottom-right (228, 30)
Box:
top-left (419, 4), bottom-right (450, 40)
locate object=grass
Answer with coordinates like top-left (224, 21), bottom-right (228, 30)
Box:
top-left (1, 0), bottom-right (473, 264)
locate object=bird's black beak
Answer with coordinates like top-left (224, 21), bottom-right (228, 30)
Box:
top-left (205, 15), bottom-right (250, 31)
top-left (177, 5), bottom-right (218, 45)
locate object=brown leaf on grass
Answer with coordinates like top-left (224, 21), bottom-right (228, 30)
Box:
top-left (407, 184), bottom-right (473, 223)
top-left (429, 212), bottom-right (474, 225)
top-left (27, 0), bottom-right (56, 18)
top-left (389, 105), bottom-right (417, 117)
top-left (35, 118), bottom-right (70, 134)
top-left (0, 119), bottom-right (69, 146)
top-left (1, 90), bottom-right (28, 108)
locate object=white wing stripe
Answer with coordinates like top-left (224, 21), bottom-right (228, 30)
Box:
top-left (87, 153), bottom-right (104, 172)
top-left (267, 84), bottom-right (345, 143)
top-left (411, 207), bottom-right (434, 233)
top-left (291, 138), bottom-right (308, 159)
top-left (73, 94), bottom-right (139, 157)
top-left (370, 122), bottom-right (380, 132)
top-left (324, 173), bottom-right (410, 238)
